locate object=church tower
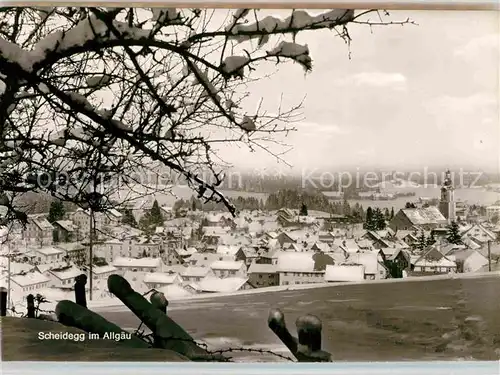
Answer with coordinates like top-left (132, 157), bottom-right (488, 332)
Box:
top-left (438, 170), bottom-right (456, 223)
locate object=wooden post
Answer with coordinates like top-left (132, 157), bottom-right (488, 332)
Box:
top-left (296, 315), bottom-right (322, 352)
top-left (0, 287), bottom-right (7, 316)
top-left (107, 274), bottom-right (220, 360)
top-left (74, 274), bottom-right (87, 308)
top-left (268, 308), bottom-right (332, 362)
top-left (89, 210), bottom-right (93, 301)
top-left (150, 291), bottom-right (168, 314)
top-left (268, 308), bottom-right (298, 356)
top-left (488, 240), bottom-right (491, 272)
top-left (26, 294), bottom-right (35, 318)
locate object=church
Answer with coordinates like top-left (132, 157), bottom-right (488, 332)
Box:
top-left (438, 170), bottom-right (457, 224)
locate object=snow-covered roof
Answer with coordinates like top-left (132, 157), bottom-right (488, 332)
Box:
top-left (345, 252), bottom-right (379, 274)
top-left (90, 265), bottom-right (117, 274)
top-left (49, 266), bottom-right (83, 280)
top-left (276, 252), bottom-right (315, 272)
top-left (210, 260), bottom-right (245, 271)
top-left (107, 208), bottom-right (122, 218)
top-left (29, 215), bottom-right (54, 230)
top-left (55, 242), bottom-right (86, 252)
top-left (216, 245), bottom-right (241, 256)
top-left (0, 260), bottom-right (35, 275)
top-left (11, 271), bottom-right (50, 287)
top-left (157, 284), bottom-right (193, 298)
top-left (192, 276), bottom-right (249, 293)
top-left (461, 224), bottom-right (496, 241)
top-left (55, 220), bottom-right (77, 232)
top-left (402, 207), bottom-right (447, 225)
top-left (324, 265), bottom-right (364, 282)
top-left (113, 257), bottom-right (161, 268)
top-left (144, 272), bottom-right (180, 285)
top-left (180, 266), bottom-right (212, 278)
top-left (36, 246), bottom-right (64, 256)
top-left (177, 247), bottom-right (198, 257)
top-left (339, 239), bottom-right (360, 253)
top-left (36, 261), bottom-right (69, 273)
top-left (247, 263), bottom-right (277, 274)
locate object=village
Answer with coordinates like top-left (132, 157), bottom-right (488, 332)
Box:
top-left (1, 170), bottom-right (500, 312)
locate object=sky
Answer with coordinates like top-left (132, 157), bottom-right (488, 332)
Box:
top-left (212, 9), bottom-right (499, 174)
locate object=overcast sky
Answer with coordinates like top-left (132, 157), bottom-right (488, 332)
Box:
top-left (213, 10), bottom-right (499, 174)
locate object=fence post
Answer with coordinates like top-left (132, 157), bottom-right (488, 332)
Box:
top-left (268, 308), bottom-right (332, 362)
top-left (26, 294), bottom-right (35, 318)
top-left (74, 274), bottom-right (87, 308)
top-left (150, 291), bottom-right (168, 314)
top-left (268, 308), bottom-right (298, 355)
top-left (0, 287), bottom-right (7, 316)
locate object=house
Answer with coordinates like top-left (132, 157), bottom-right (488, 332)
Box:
top-left (264, 231), bottom-right (279, 241)
top-left (96, 238), bottom-right (162, 263)
top-left (112, 257), bottom-right (164, 273)
top-left (23, 214), bottom-right (54, 247)
top-left (180, 266), bottom-right (215, 283)
top-left (310, 242), bottom-right (331, 253)
top-left (380, 248), bottom-right (410, 278)
top-left (486, 203), bottom-right (500, 222)
top-left (345, 252), bottom-right (387, 280)
top-left (144, 272), bottom-right (183, 289)
top-left (216, 245), bottom-right (246, 263)
top-left (362, 231), bottom-right (391, 249)
top-left (395, 231), bottom-right (419, 247)
top-left (202, 227), bottom-right (230, 246)
top-left (35, 246), bottom-right (65, 264)
top-left (0, 260), bottom-right (35, 276)
top-left (339, 239), bottom-right (360, 254)
top-left (276, 232), bottom-right (297, 248)
top-left (106, 209), bottom-right (123, 226)
top-left (318, 231), bottom-right (336, 244)
top-left (188, 277), bottom-right (253, 293)
top-left (324, 264), bottom-right (365, 282)
top-left (276, 252), bottom-right (325, 285)
top-left (247, 263), bottom-right (279, 288)
top-left (10, 271), bottom-right (51, 294)
top-left (55, 242), bottom-right (87, 265)
top-left (210, 260), bottom-right (247, 278)
top-left (176, 247), bottom-right (198, 259)
top-left (389, 207), bottom-right (447, 232)
top-left (445, 249), bottom-right (489, 273)
top-left (160, 206), bottom-right (174, 220)
top-left (70, 208), bottom-right (106, 239)
top-left (87, 265), bottom-right (118, 281)
top-left (48, 265), bottom-right (83, 288)
top-left (241, 247), bottom-right (260, 266)
top-left (187, 252), bottom-right (233, 267)
top-left (412, 246), bottom-right (457, 274)
top-left (460, 223), bottom-right (496, 245)
top-left (130, 197), bottom-right (155, 222)
top-left (52, 220), bottom-right (78, 243)
top-left (204, 213), bottom-right (235, 228)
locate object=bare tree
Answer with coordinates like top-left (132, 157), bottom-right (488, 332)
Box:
top-left (0, 7), bottom-right (413, 228)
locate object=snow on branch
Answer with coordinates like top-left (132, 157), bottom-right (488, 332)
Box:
top-left (0, 7), bottom-right (412, 224)
top-left (267, 42), bottom-right (312, 72)
top-left (226, 9), bottom-right (355, 44)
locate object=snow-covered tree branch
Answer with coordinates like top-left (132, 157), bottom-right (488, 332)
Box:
top-left (0, 7), bottom-right (412, 225)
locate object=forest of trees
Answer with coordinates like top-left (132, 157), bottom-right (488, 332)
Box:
top-left (171, 189), bottom-right (399, 225)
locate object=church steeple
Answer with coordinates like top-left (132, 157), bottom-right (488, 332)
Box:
top-left (438, 170), bottom-right (456, 223)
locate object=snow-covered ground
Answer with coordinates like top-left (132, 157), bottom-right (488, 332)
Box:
top-left (90, 270), bottom-right (500, 312)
